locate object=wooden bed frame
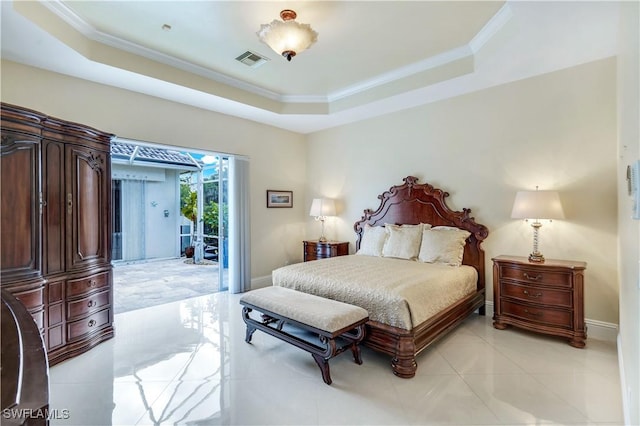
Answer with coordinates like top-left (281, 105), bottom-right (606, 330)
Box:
top-left (353, 176), bottom-right (489, 378)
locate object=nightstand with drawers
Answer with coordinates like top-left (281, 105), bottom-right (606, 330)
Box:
top-left (303, 240), bottom-right (349, 262)
top-left (492, 255), bottom-right (587, 348)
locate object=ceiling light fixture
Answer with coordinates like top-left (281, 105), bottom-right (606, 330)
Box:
top-left (257, 9), bottom-right (318, 62)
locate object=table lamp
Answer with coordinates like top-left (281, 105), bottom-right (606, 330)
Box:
top-left (511, 187), bottom-right (565, 263)
top-left (309, 198), bottom-right (336, 242)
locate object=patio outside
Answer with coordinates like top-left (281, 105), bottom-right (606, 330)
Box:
top-left (111, 140), bottom-right (230, 314)
top-left (113, 258), bottom-right (226, 314)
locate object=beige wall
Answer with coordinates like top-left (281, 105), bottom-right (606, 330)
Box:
top-left (616, 2), bottom-right (640, 424)
top-left (306, 58), bottom-right (619, 325)
top-left (0, 60), bottom-right (307, 279)
top-left (0, 57), bottom-right (620, 325)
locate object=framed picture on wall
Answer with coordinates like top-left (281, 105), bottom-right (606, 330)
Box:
top-left (266, 190), bottom-right (293, 208)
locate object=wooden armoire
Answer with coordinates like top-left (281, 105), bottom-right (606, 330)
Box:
top-left (1, 103), bottom-right (114, 366)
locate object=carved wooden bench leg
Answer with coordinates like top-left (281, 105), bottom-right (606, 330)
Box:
top-left (346, 325), bottom-right (365, 364)
top-left (242, 307), bottom-right (257, 343)
top-left (351, 343), bottom-right (363, 365)
top-left (312, 353), bottom-right (332, 385)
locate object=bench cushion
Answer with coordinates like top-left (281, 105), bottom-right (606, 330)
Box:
top-left (240, 286), bottom-right (368, 334)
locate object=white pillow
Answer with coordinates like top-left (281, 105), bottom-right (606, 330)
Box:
top-left (356, 224), bottom-right (387, 256)
top-left (418, 226), bottom-right (470, 266)
top-left (381, 224), bottom-right (424, 260)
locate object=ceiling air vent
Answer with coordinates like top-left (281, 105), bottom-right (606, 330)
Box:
top-left (235, 51), bottom-right (269, 68)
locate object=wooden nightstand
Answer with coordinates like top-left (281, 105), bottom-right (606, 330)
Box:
top-left (303, 240), bottom-right (349, 262)
top-left (492, 255), bottom-right (587, 348)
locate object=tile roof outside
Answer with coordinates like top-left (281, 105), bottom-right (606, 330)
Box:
top-left (111, 141), bottom-right (199, 167)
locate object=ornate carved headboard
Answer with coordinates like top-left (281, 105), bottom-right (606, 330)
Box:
top-left (353, 176), bottom-right (489, 291)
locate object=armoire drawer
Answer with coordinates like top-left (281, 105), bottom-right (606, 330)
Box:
top-left (66, 290), bottom-right (110, 321)
top-left (67, 308), bottom-right (111, 341)
top-left (14, 286), bottom-right (44, 310)
top-left (66, 272), bottom-right (109, 298)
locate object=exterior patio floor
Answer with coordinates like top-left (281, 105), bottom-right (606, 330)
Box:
top-left (112, 257), bottom-right (223, 314)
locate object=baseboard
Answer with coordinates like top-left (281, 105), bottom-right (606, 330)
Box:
top-left (251, 274), bottom-right (272, 290)
top-left (484, 300), bottom-right (495, 317)
top-left (617, 334), bottom-right (631, 426)
top-left (585, 318), bottom-right (619, 342)
top-left (483, 301), bottom-right (618, 342)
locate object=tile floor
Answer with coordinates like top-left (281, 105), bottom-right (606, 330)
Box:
top-left (49, 292), bottom-right (623, 426)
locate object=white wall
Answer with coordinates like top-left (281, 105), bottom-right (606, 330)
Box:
top-left (616, 2), bottom-right (640, 424)
top-left (306, 58), bottom-right (619, 325)
top-left (112, 164), bottom-right (180, 260)
top-left (144, 169), bottom-right (179, 259)
top-left (0, 60), bottom-right (307, 278)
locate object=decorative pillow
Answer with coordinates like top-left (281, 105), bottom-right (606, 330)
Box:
top-left (356, 224), bottom-right (387, 257)
top-left (418, 226), bottom-right (471, 266)
top-left (381, 224), bottom-right (424, 260)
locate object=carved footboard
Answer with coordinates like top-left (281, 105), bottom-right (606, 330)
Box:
top-left (364, 321), bottom-right (417, 378)
top-left (363, 281), bottom-right (486, 378)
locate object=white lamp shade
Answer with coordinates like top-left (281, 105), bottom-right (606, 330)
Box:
top-left (309, 198), bottom-right (335, 217)
top-left (257, 19), bottom-right (318, 58)
top-left (511, 190), bottom-right (565, 220)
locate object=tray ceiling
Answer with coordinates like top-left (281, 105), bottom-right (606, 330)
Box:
top-left (0, 1), bottom-right (621, 133)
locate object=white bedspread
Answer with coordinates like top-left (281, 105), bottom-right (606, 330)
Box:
top-left (271, 255), bottom-right (478, 330)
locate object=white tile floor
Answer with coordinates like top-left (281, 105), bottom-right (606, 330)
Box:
top-left (49, 292), bottom-right (623, 425)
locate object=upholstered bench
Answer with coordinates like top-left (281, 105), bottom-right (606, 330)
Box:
top-left (240, 286), bottom-right (369, 385)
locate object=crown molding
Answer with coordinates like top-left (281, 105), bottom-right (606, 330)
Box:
top-left (41, 0), bottom-right (284, 102)
top-left (39, 0), bottom-right (512, 110)
top-left (327, 44), bottom-right (474, 103)
top-left (469, 3), bottom-right (513, 53)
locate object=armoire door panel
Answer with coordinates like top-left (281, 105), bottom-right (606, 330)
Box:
top-left (77, 160), bottom-right (101, 258)
top-left (0, 135), bottom-right (41, 282)
top-left (42, 140), bottom-right (66, 276)
top-left (66, 145), bottom-right (110, 271)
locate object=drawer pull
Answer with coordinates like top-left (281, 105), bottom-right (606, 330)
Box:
top-left (524, 309), bottom-right (543, 318)
top-left (87, 280), bottom-right (97, 288)
top-left (88, 300), bottom-right (96, 308)
top-left (88, 319), bottom-right (96, 327)
top-left (523, 289), bottom-right (542, 299)
top-left (523, 273), bottom-right (542, 281)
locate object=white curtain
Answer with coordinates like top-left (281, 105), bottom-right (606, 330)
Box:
top-left (121, 179), bottom-right (145, 261)
top-left (228, 157), bottom-right (251, 293)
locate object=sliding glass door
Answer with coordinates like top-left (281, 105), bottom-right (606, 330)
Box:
top-left (206, 155), bottom-right (229, 292)
top-left (180, 154), bottom-right (229, 291)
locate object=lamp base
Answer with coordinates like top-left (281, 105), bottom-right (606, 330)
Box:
top-left (318, 236), bottom-right (327, 242)
top-left (528, 252), bottom-right (545, 263)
